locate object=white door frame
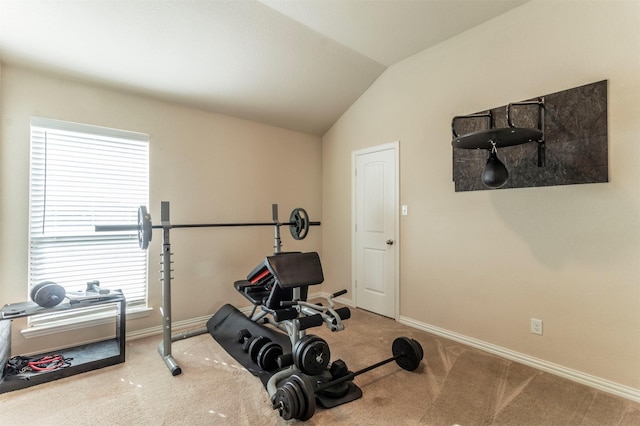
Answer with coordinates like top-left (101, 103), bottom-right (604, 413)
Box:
top-left (351, 141), bottom-right (400, 320)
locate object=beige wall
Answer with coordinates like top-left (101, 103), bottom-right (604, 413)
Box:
top-left (0, 65), bottom-right (322, 354)
top-left (322, 0), bottom-right (640, 391)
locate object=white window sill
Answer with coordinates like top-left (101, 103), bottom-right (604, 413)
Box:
top-left (21, 306), bottom-right (153, 339)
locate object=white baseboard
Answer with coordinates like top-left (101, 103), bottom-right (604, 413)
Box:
top-left (123, 297), bottom-right (639, 403)
top-left (398, 315), bottom-right (640, 403)
top-left (126, 306), bottom-right (255, 341)
top-left (127, 314), bottom-right (212, 341)
top-left (308, 291), bottom-right (354, 307)
top-left (125, 294), bottom-right (344, 341)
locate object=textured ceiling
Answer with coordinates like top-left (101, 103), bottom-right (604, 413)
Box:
top-left (0, 0), bottom-right (528, 135)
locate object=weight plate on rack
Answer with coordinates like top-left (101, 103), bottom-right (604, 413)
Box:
top-left (303, 337), bottom-right (330, 376)
top-left (294, 335), bottom-right (330, 376)
top-left (289, 208), bottom-right (309, 240)
top-left (138, 205), bottom-right (153, 250)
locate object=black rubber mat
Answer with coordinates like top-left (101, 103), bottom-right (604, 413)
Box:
top-left (206, 303), bottom-right (291, 386)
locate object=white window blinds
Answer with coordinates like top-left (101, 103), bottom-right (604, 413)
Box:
top-left (29, 117), bottom-right (149, 307)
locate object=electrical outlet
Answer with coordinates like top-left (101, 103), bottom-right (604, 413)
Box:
top-left (531, 318), bottom-right (543, 335)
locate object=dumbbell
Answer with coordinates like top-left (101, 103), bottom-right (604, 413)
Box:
top-left (30, 281), bottom-right (66, 308)
top-left (242, 334), bottom-right (283, 372)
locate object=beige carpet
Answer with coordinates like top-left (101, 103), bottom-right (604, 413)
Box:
top-left (1, 307), bottom-right (639, 425)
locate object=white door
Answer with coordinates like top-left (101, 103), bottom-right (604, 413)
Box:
top-left (352, 142), bottom-right (398, 318)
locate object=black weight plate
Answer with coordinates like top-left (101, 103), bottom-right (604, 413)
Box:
top-left (31, 281), bottom-right (66, 308)
top-left (293, 335), bottom-right (313, 372)
top-left (138, 205), bottom-right (153, 250)
top-left (316, 378), bottom-right (350, 399)
top-left (284, 381), bottom-right (302, 420)
top-left (300, 339), bottom-right (330, 375)
top-left (410, 338), bottom-right (424, 362)
top-left (392, 337), bottom-right (424, 371)
top-left (291, 374), bottom-right (316, 421)
top-left (318, 382), bottom-right (350, 399)
top-left (274, 385), bottom-right (296, 421)
top-left (294, 335), bottom-right (330, 376)
top-left (289, 208), bottom-right (309, 240)
top-left (257, 342), bottom-right (283, 371)
top-left (249, 336), bottom-right (271, 363)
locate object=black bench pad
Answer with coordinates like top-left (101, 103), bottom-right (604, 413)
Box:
top-left (266, 252), bottom-right (324, 288)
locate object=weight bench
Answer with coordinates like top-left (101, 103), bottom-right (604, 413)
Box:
top-left (208, 251), bottom-right (424, 421)
top-left (207, 252), bottom-right (358, 408)
top-left (235, 252), bottom-right (350, 332)
top-left (233, 252), bottom-right (310, 322)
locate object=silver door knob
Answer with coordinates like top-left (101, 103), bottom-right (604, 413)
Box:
top-left (386, 239), bottom-right (394, 245)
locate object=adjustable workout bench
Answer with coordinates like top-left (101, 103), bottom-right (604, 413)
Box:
top-left (235, 251), bottom-right (351, 335)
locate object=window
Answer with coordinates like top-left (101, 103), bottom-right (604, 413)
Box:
top-left (29, 117), bottom-right (149, 322)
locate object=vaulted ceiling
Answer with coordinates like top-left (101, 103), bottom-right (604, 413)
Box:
top-left (0, 0), bottom-right (528, 135)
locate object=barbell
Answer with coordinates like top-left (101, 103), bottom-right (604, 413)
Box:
top-left (95, 205), bottom-right (320, 250)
